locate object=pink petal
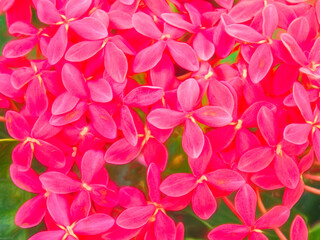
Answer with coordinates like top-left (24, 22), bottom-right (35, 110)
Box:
top-left (312, 128), bottom-right (320, 162)
top-left (147, 108), bottom-right (186, 129)
top-left (62, 63), bottom-right (88, 99)
top-left (249, 44), bottom-right (273, 84)
top-left (104, 42), bottom-right (127, 83)
top-left (81, 150), bottom-right (105, 184)
top-left (143, 138), bottom-right (168, 171)
top-left (206, 169), bottom-right (245, 192)
top-left (2, 36), bottom-right (37, 58)
top-left (161, 13), bottom-right (196, 33)
top-left (150, 53), bottom-right (175, 89)
top-left (70, 191), bottom-right (91, 221)
top-left (124, 86), bottom-right (164, 107)
top-left (293, 82), bottom-right (314, 121)
top-left (207, 80), bottom-right (235, 115)
top-left (74, 214), bottom-right (115, 235)
top-left (154, 210), bottom-right (176, 240)
top-left (87, 78), bottom-right (113, 103)
top-left (88, 104), bottom-right (117, 139)
top-left (236, 128), bottom-right (261, 156)
top-left (225, 24), bottom-right (265, 43)
top-left (147, 163), bottom-right (161, 203)
top-left (182, 118), bottom-right (204, 158)
top-left (50, 101), bottom-right (87, 126)
top-left (255, 206), bottom-right (290, 229)
top-left (108, 10), bottom-right (133, 30)
top-left (133, 41), bottom-right (166, 73)
top-left (309, 37), bottom-right (320, 63)
top-left (206, 125), bottom-right (236, 153)
top-left (215, 0), bottom-right (233, 9)
top-left (177, 78), bottom-right (199, 112)
top-left (9, 164), bottom-right (42, 193)
top-left (290, 215), bottom-right (308, 240)
top-left (283, 179), bottom-right (305, 208)
top-left (280, 33), bottom-right (308, 66)
top-left (248, 232), bottom-right (268, 240)
top-left (184, 3), bottom-right (201, 26)
top-left (29, 230), bottom-right (65, 240)
top-left (70, 17), bottom-right (108, 40)
top-left (11, 67), bottom-right (34, 89)
top-left (257, 106), bottom-right (277, 146)
top-left (160, 173), bottom-right (197, 197)
top-left (105, 138), bottom-right (141, 164)
top-left (52, 92), bottom-right (79, 115)
top-left (193, 106), bottom-right (232, 127)
top-left (47, 25), bottom-right (68, 65)
top-left (274, 152), bottom-right (300, 189)
top-left (36, 0), bottom-right (60, 24)
top-left (287, 17), bottom-right (309, 45)
top-left (238, 147), bottom-right (275, 172)
top-left (273, 63), bottom-right (299, 96)
top-left (213, 21), bottom-right (235, 58)
top-left (119, 187), bottom-right (147, 208)
top-left (283, 123), bottom-right (311, 145)
top-left (46, 194), bottom-right (72, 227)
top-left (8, 21), bottom-right (37, 35)
top-left (33, 140), bottom-right (65, 169)
top-left (132, 12), bottom-right (162, 39)
top-left (120, 106), bottom-right (138, 146)
top-left (25, 78), bottom-right (48, 116)
top-left (167, 40), bottom-right (199, 71)
top-left (15, 194), bottom-right (46, 228)
top-left (208, 224), bottom-right (250, 240)
top-left (65, 0), bottom-right (92, 19)
top-left (5, 110), bottom-right (30, 140)
top-left (65, 40), bottom-right (103, 62)
top-left (40, 171), bottom-right (82, 194)
top-left (188, 136), bottom-right (212, 176)
top-left (262, 4), bottom-right (278, 37)
top-left (192, 183), bottom-right (217, 220)
top-left (116, 205), bottom-right (156, 229)
top-left (251, 166), bottom-right (283, 191)
top-left (235, 184), bottom-right (257, 226)
top-left (12, 143), bottom-right (33, 171)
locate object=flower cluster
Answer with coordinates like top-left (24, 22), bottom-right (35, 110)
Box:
top-left (0, 0), bottom-right (319, 239)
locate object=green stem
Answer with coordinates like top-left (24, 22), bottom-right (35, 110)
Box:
top-left (0, 138), bottom-right (18, 142)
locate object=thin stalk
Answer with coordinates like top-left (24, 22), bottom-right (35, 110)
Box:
top-left (304, 185), bottom-right (320, 195)
top-left (222, 196), bottom-right (245, 224)
top-left (303, 174), bottom-right (320, 181)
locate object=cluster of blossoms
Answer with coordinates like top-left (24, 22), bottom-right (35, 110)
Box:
top-left (1, 0), bottom-right (320, 239)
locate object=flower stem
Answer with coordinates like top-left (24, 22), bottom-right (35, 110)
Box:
top-left (304, 185), bottom-right (320, 195)
top-left (303, 174), bottom-right (320, 181)
top-left (0, 138), bottom-right (17, 142)
top-left (222, 196), bottom-right (245, 224)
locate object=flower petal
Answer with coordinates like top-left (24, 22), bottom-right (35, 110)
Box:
top-left (182, 118), bottom-right (204, 158)
top-left (116, 205), bottom-right (156, 229)
top-left (167, 40), bottom-right (199, 71)
top-left (192, 183), bottom-right (217, 220)
top-left (104, 42), bottom-right (127, 83)
top-left (133, 41), bottom-right (166, 73)
top-left (193, 106), bottom-right (232, 127)
top-left (73, 214), bottom-right (115, 235)
top-left (160, 173), bottom-right (197, 197)
top-left (238, 147), bottom-right (275, 172)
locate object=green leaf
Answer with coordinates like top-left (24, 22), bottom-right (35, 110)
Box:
top-left (310, 224), bottom-right (320, 240)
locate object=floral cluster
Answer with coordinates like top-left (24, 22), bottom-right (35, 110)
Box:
top-left (0, 0), bottom-right (319, 239)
